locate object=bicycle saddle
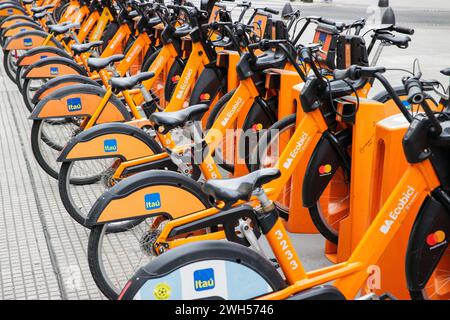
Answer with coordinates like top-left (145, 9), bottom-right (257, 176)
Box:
top-left (147, 16), bottom-right (162, 28)
top-left (202, 168), bottom-right (281, 205)
top-left (33, 11), bottom-right (46, 19)
top-left (327, 80), bottom-right (358, 98)
top-left (441, 68), bottom-right (450, 76)
top-left (173, 24), bottom-right (192, 38)
top-left (150, 104), bottom-right (209, 129)
top-left (128, 10), bottom-right (139, 19)
top-left (373, 32), bottom-right (410, 48)
top-left (71, 41), bottom-right (103, 55)
top-left (48, 22), bottom-right (80, 35)
top-left (87, 54), bottom-right (124, 71)
top-left (110, 72), bottom-right (155, 92)
top-left (23, 0), bottom-right (35, 4)
top-left (253, 49), bottom-right (287, 71)
top-left (30, 4), bottom-right (54, 13)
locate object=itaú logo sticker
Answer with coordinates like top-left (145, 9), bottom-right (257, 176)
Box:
top-left (379, 185), bottom-right (417, 235)
top-left (103, 139), bottom-right (117, 153)
top-left (144, 193), bottom-right (161, 210)
top-left (427, 230), bottom-right (446, 250)
top-left (282, 132), bottom-right (310, 169)
top-left (23, 38), bottom-right (33, 47)
top-left (50, 67), bottom-right (59, 75)
top-left (402, 100), bottom-right (412, 111)
top-left (193, 268), bottom-right (215, 291)
top-left (67, 97), bottom-right (82, 112)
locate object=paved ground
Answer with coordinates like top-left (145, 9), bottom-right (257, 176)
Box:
top-left (0, 0), bottom-right (449, 300)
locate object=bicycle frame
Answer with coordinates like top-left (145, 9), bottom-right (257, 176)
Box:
top-left (260, 159), bottom-right (439, 299)
top-left (111, 76), bottom-right (260, 180)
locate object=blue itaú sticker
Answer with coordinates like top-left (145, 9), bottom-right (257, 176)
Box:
top-left (103, 139), bottom-right (117, 152)
top-left (23, 38), bottom-right (33, 47)
top-left (193, 268), bottom-right (215, 291)
top-left (67, 97), bottom-right (82, 112)
top-left (402, 100), bottom-right (412, 110)
top-left (144, 193), bottom-right (161, 210)
top-left (50, 67), bottom-right (59, 75)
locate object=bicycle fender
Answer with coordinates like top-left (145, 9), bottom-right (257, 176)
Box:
top-left (119, 240), bottom-right (285, 300)
top-left (302, 132), bottom-right (350, 208)
top-left (1, 21), bottom-right (42, 39)
top-left (86, 170), bottom-right (210, 226)
top-left (22, 56), bottom-right (87, 78)
top-left (17, 46), bottom-right (71, 67)
top-left (0, 4), bottom-right (27, 17)
top-left (32, 74), bottom-right (100, 104)
top-left (29, 84), bottom-right (131, 122)
top-left (406, 195), bottom-right (450, 292)
top-left (0, 15), bottom-right (35, 29)
top-left (58, 122), bottom-right (162, 162)
top-left (189, 64), bottom-right (225, 106)
top-left (4, 29), bottom-right (62, 51)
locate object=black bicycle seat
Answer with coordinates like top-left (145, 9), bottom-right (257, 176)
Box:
top-left (71, 41), bottom-right (103, 55)
top-left (33, 11), bottom-right (46, 19)
top-left (128, 10), bottom-right (139, 19)
top-left (87, 54), bottom-right (124, 71)
top-left (327, 79), bottom-right (356, 98)
top-left (173, 24), bottom-right (192, 38)
top-left (48, 22), bottom-right (80, 35)
top-left (147, 16), bottom-right (162, 28)
top-left (441, 68), bottom-right (450, 76)
top-left (202, 168), bottom-right (281, 205)
top-left (373, 31), bottom-right (410, 48)
top-left (110, 72), bottom-right (155, 92)
top-left (150, 104), bottom-right (209, 129)
top-left (253, 49), bottom-right (287, 71)
top-left (30, 4), bottom-right (54, 13)
top-left (22, 0), bottom-right (35, 4)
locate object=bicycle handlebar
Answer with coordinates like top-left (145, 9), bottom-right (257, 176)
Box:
top-left (404, 77), bottom-right (424, 104)
top-left (262, 7), bottom-right (279, 15)
top-left (333, 65), bottom-right (386, 81)
top-left (392, 25), bottom-right (415, 35)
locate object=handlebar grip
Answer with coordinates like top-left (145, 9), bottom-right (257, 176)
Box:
top-left (333, 67), bottom-right (354, 80)
top-left (299, 47), bottom-right (312, 63)
top-left (263, 7), bottom-right (279, 15)
top-left (393, 25), bottom-right (415, 35)
top-left (404, 78), bottom-right (424, 104)
top-left (334, 65), bottom-right (386, 80)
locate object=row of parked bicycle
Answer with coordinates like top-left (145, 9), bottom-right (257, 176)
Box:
top-left (0, 0), bottom-right (449, 300)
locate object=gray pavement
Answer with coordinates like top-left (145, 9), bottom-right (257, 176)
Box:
top-left (0, 0), bottom-right (449, 300)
